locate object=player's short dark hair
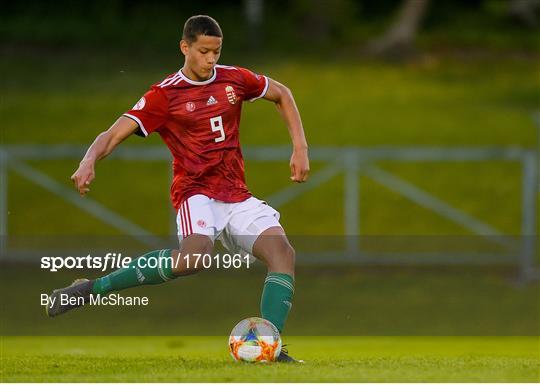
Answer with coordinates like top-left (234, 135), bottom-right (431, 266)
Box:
top-left (182, 15), bottom-right (223, 43)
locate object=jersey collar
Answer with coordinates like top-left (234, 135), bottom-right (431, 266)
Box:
top-left (179, 68), bottom-right (217, 85)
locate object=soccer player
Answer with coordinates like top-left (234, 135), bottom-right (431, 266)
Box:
top-left (46, 15), bottom-right (309, 362)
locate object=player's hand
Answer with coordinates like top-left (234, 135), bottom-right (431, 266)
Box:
top-left (71, 160), bottom-right (95, 196)
top-left (290, 147), bottom-right (310, 183)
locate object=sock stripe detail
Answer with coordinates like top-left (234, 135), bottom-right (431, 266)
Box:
top-left (265, 277), bottom-right (294, 293)
top-left (157, 250), bottom-right (172, 282)
top-left (265, 275), bottom-right (294, 286)
top-left (265, 279), bottom-right (294, 293)
top-left (158, 267), bottom-right (170, 282)
top-left (156, 250), bottom-right (166, 281)
top-left (265, 276), bottom-right (294, 288)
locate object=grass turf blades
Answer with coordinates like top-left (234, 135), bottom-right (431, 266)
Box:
top-left (1, 336), bottom-right (538, 382)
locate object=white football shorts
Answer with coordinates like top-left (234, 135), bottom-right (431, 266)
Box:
top-left (176, 194), bottom-right (282, 255)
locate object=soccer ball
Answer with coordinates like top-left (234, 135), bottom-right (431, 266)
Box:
top-left (228, 317), bottom-right (282, 362)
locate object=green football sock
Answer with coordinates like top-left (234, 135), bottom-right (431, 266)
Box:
top-left (260, 272), bottom-right (294, 333)
top-left (92, 249), bottom-right (176, 295)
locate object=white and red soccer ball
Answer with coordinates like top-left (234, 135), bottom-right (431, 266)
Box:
top-left (229, 317), bottom-right (282, 363)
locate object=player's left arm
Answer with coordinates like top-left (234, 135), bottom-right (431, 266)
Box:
top-left (263, 78), bottom-right (310, 183)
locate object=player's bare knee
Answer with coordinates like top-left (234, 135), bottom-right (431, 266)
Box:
top-left (282, 243), bottom-right (296, 268)
top-left (263, 241), bottom-right (295, 272)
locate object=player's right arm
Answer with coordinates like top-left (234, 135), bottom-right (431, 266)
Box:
top-left (71, 116), bottom-right (139, 196)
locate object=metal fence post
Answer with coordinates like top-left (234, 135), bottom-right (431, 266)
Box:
top-left (0, 149), bottom-right (7, 258)
top-left (520, 150), bottom-right (538, 282)
top-left (344, 150), bottom-right (360, 258)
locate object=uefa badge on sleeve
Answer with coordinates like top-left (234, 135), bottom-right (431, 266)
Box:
top-left (132, 97), bottom-right (146, 110)
top-left (225, 86), bottom-right (237, 104)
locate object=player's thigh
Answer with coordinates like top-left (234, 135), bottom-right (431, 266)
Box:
top-left (225, 197), bottom-right (294, 266)
top-left (171, 234), bottom-right (214, 276)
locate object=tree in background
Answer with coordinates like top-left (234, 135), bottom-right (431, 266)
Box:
top-left (366, 0), bottom-right (430, 58)
top-left (244, 0), bottom-right (264, 49)
top-left (290, 0), bottom-right (356, 44)
top-left (2, 0), bottom-right (538, 54)
top-left (508, 0), bottom-right (540, 27)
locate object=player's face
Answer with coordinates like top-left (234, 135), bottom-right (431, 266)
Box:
top-left (181, 35), bottom-right (222, 80)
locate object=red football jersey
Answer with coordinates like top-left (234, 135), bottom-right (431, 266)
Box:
top-left (123, 64), bottom-right (269, 209)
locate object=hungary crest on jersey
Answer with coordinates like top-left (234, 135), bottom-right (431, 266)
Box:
top-left (225, 85), bottom-right (237, 104)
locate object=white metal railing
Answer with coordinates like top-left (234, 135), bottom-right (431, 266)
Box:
top-left (0, 145), bottom-right (537, 281)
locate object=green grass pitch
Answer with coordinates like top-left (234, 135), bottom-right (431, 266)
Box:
top-left (1, 336), bottom-right (538, 382)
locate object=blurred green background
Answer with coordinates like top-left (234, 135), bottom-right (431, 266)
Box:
top-left (0, 0), bottom-right (539, 340)
top-left (2, 0), bottom-right (538, 238)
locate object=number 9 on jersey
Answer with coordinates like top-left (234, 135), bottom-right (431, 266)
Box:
top-left (210, 116), bottom-right (225, 143)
